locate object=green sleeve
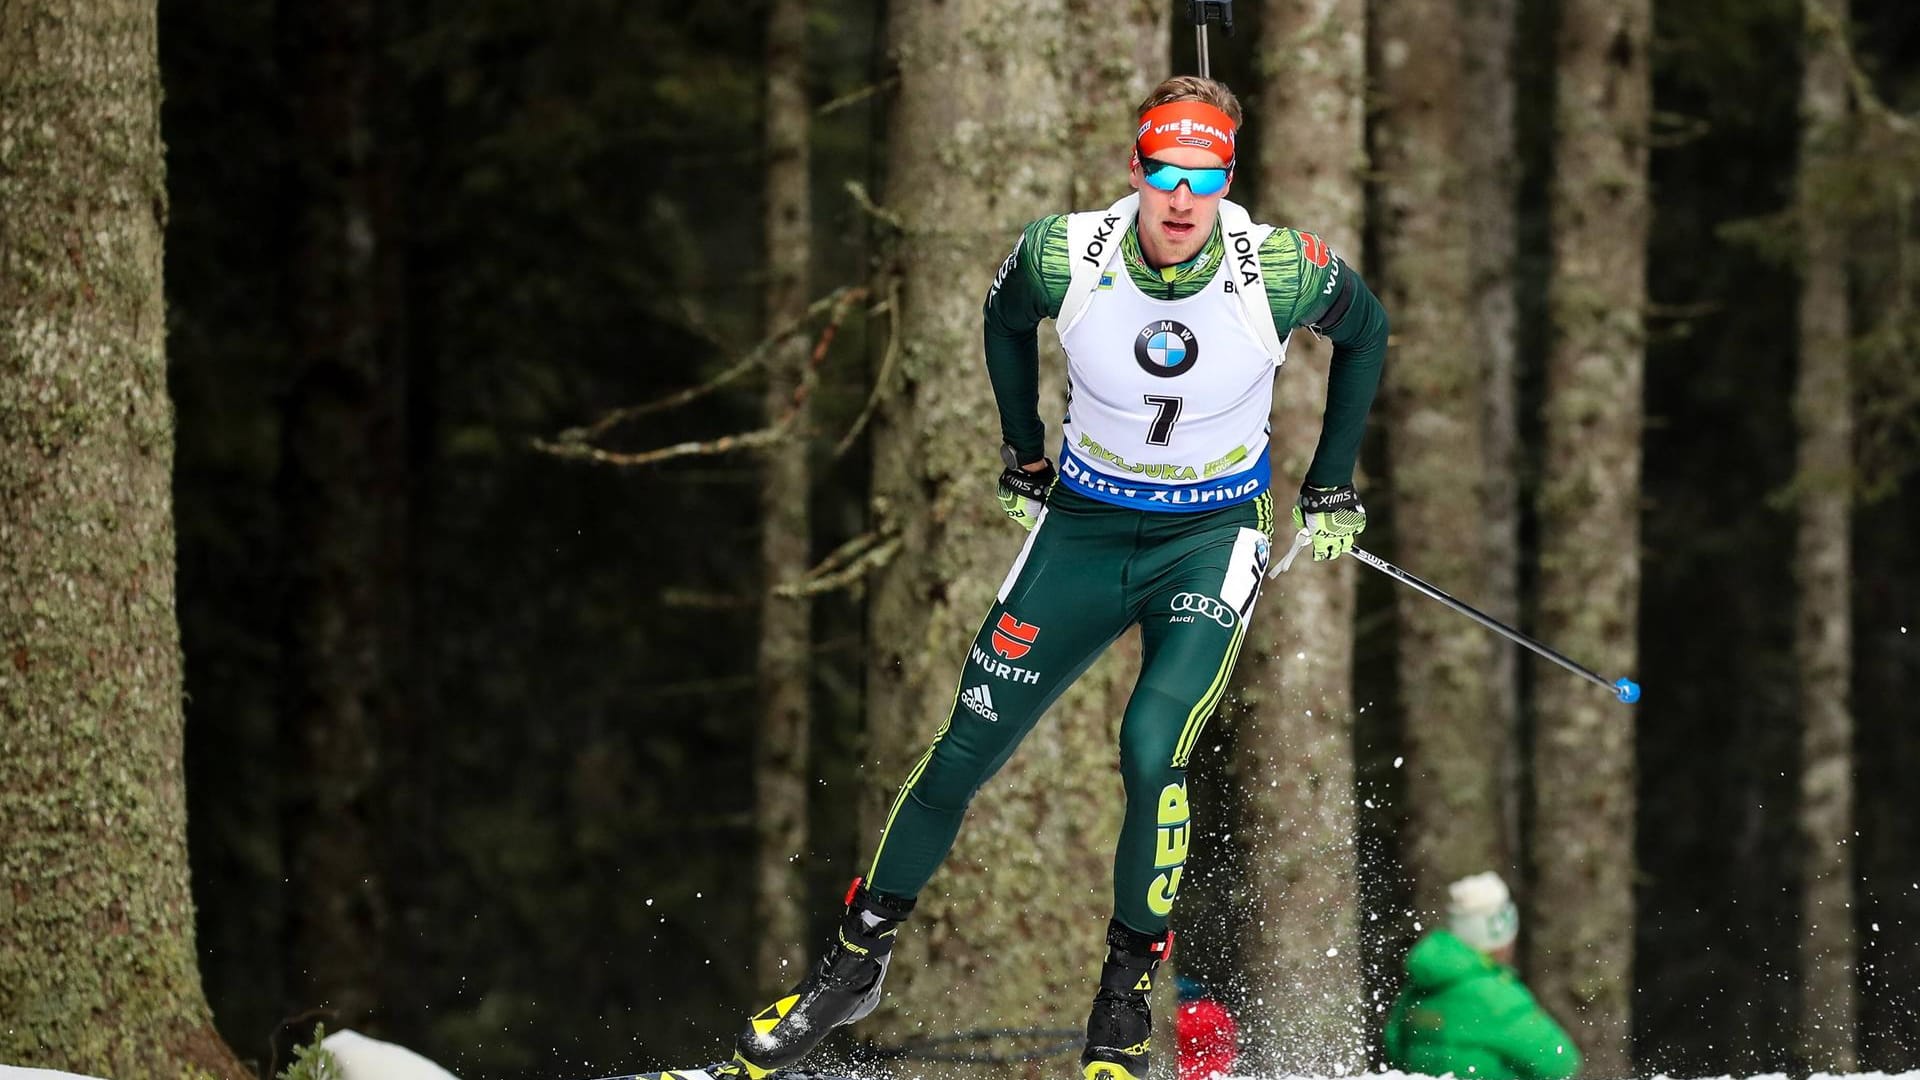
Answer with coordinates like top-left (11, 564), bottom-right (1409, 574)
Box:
top-left (982, 215), bottom-right (1070, 462)
top-left (1259, 228), bottom-right (1389, 489)
top-left (1486, 990), bottom-right (1582, 1080)
top-left (1381, 988), bottom-right (1412, 1065)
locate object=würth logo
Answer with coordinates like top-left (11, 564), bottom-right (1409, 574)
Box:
top-left (991, 613), bottom-right (1041, 660)
top-left (961, 684), bottom-right (999, 722)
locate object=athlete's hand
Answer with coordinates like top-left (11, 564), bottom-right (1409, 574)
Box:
top-left (1292, 483), bottom-right (1367, 561)
top-left (997, 460), bottom-right (1055, 532)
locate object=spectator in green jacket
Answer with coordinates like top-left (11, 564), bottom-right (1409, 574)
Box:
top-left (1383, 872), bottom-right (1580, 1080)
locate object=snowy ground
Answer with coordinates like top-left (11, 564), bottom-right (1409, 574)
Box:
top-left (11, 1060), bottom-right (1920, 1068)
top-left (0, 1027), bottom-right (461, 1080)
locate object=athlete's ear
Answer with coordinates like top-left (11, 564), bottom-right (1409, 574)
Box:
top-left (1128, 157), bottom-right (1144, 194)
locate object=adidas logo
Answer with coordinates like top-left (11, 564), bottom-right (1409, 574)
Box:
top-left (961, 684), bottom-right (999, 722)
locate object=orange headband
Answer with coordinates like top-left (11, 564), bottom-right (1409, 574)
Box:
top-left (1135, 100), bottom-right (1237, 162)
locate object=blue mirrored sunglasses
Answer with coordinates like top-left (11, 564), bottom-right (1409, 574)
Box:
top-left (1139, 153), bottom-right (1232, 197)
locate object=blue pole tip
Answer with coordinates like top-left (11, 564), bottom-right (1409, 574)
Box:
top-left (1614, 678), bottom-right (1641, 704)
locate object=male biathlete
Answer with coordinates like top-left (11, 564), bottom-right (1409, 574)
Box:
top-left (721, 76), bottom-right (1387, 1080)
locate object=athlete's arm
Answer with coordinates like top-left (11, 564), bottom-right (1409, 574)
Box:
top-left (982, 215), bottom-right (1069, 464)
top-left (1261, 228), bottom-right (1389, 488)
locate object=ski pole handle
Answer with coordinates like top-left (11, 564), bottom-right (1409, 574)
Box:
top-left (1274, 527), bottom-right (1312, 575)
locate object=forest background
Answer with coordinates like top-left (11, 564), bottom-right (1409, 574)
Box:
top-left (3, 0), bottom-right (1919, 1078)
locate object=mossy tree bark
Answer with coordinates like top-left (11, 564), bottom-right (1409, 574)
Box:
top-left (1212, 0), bottom-right (1368, 1069)
top-left (0, 1), bottom-right (247, 1075)
top-left (1066, 0), bottom-right (1168, 210)
top-left (862, 0), bottom-right (1120, 1061)
top-left (1372, 0), bottom-right (1507, 917)
top-left (754, 0), bottom-right (813, 990)
top-left (1049, 0), bottom-right (1169, 1013)
top-left (1529, 0), bottom-right (1649, 1073)
top-left (1792, 0), bottom-right (1857, 1068)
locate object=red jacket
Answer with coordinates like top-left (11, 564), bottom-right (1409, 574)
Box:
top-left (1176, 997), bottom-right (1239, 1080)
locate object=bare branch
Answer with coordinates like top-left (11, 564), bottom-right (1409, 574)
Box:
top-left (532, 424), bottom-right (789, 467)
top-left (551, 287), bottom-right (860, 446)
top-left (536, 286), bottom-right (870, 468)
top-left (845, 180), bottom-right (906, 232)
top-left (783, 286), bottom-right (868, 420)
top-left (771, 509), bottom-right (904, 598)
top-left (773, 536), bottom-right (903, 598)
top-left (817, 76), bottom-right (899, 117)
top-left (835, 276), bottom-right (903, 458)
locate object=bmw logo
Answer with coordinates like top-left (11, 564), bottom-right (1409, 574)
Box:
top-left (1134, 320), bottom-right (1199, 378)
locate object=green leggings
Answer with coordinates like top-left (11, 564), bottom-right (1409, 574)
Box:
top-left (866, 488), bottom-right (1276, 934)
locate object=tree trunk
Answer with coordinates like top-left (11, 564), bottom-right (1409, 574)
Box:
top-left (1460, 0), bottom-right (1523, 863)
top-left (1067, 0), bottom-right (1169, 208)
top-left (1371, 0), bottom-right (1506, 918)
top-left (1529, 0), bottom-right (1649, 1073)
top-left (276, 0), bottom-right (389, 1024)
top-left (1049, 0), bottom-right (1166, 1020)
top-left (864, 0), bottom-right (1110, 1056)
top-left (1792, 0), bottom-right (1857, 1068)
top-left (754, 0), bottom-right (813, 990)
top-left (0, 2), bottom-right (246, 1074)
top-left (1219, 0), bottom-right (1368, 1070)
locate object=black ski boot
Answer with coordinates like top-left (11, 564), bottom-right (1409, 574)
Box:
top-left (726, 879), bottom-right (915, 1078)
top-left (1080, 920), bottom-right (1174, 1080)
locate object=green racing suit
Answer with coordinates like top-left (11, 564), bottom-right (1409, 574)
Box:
top-left (863, 209), bottom-right (1388, 935)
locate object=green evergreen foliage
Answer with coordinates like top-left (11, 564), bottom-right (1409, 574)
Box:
top-left (277, 1027), bottom-right (344, 1080)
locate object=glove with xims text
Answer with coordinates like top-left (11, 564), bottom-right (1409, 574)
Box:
top-left (997, 448), bottom-right (1056, 532)
top-left (1292, 483), bottom-right (1366, 561)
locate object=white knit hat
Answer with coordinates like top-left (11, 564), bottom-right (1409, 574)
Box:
top-left (1447, 871), bottom-right (1520, 951)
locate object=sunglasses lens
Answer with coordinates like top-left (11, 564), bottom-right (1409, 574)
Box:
top-left (1184, 168), bottom-right (1228, 196)
top-left (1142, 160), bottom-right (1229, 196)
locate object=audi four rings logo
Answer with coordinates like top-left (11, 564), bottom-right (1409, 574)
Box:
top-left (1171, 592), bottom-right (1235, 628)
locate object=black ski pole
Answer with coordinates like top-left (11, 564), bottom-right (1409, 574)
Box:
top-left (1188, 0), bottom-right (1234, 78)
top-left (1276, 529), bottom-right (1642, 704)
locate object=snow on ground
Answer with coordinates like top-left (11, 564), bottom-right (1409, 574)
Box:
top-left (0, 1029), bottom-right (464, 1080)
top-left (6, 1066), bottom-right (1920, 1080)
top-left (322, 1028), bottom-right (462, 1079)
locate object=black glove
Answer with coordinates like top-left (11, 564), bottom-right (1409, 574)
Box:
top-left (997, 458), bottom-right (1056, 532)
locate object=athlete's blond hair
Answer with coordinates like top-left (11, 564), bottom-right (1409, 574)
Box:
top-left (1135, 76), bottom-right (1243, 127)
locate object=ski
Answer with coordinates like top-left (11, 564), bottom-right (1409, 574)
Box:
top-left (582, 1070), bottom-right (723, 1080)
top-left (576, 1060), bottom-right (864, 1068)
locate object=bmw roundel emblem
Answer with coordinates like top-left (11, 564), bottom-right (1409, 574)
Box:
top-left (1134, 320), bottom-right (1199, 378)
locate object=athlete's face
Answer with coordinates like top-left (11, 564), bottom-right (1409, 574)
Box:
top-left (1129, 144), bottom-right (1232, 269)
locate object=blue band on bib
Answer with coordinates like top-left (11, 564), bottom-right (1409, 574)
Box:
top-left (1056, 444), bottom-right (1269, 513)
